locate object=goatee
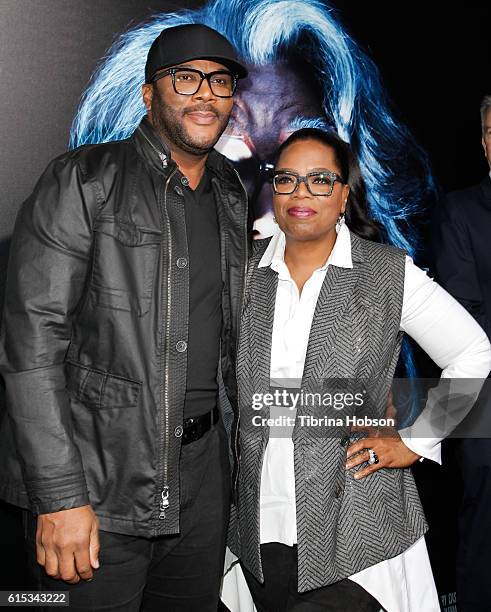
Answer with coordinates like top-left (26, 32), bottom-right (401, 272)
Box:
top-left (151, 89), bottom-right (229, 156)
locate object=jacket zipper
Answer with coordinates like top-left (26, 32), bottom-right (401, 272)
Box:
top-left (232, 168), bottom-right (249, 500)
top-left (138, 127), bottom-right (169, 169)
top-left (159, 161), bottom-right (177, 520)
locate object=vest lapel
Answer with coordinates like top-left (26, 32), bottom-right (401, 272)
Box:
top-left (251, 264), bottom-right (278, 393)
top-left (302, 232), bottom-right (364, 383)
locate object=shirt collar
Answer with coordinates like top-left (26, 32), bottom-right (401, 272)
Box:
top-left (258, 222), bottom-right (353, 273)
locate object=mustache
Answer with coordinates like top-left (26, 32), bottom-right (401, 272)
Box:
top-left (184, 105), bottom-right (220, 117)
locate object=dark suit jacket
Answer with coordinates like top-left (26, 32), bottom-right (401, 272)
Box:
top-left (433, 175), bottom-right (491, 341)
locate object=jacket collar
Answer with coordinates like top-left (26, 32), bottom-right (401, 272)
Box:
top-left (133, 116), bottom-right (173, 175)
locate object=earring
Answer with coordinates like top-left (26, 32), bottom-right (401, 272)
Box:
top-left (273, 216), bottom-right (277, 224)
top-left (336, 212), bottom-right (345, 230)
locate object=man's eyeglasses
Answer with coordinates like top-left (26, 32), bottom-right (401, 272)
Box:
top-left (151, 67), bottom-right (237, 98)
top-left (272, 170), bottom-right (345, 196)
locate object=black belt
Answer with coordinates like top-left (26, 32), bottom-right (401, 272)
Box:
top-left (181, 406), bottom-right (219, 445)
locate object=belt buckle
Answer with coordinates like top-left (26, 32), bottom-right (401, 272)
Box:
top-left (182, 409), bottom-right (215, 445)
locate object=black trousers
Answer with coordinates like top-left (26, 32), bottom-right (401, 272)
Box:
top-left (456, 438), bottom-right (491, 612)
top-left (242, 543), bottom-right (381, 612)
top-left (23, 424), bottom-right (230, 611)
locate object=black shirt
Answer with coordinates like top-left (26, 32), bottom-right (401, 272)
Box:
top-left (180, 168), bottom-right (222, 418)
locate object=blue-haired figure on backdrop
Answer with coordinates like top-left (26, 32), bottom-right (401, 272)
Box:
top-left (71, 0), bottom-right (434, 250)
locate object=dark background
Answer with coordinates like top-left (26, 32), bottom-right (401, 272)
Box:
top-left (0, 0), bottom-right (489, 606)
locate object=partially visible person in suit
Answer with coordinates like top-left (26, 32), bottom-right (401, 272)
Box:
top-left (433, 95), bottom-right (491, 338)
top-left (432, 94), bottom-right (491, 612)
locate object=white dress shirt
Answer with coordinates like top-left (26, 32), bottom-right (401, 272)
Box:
top-left (221, 223), bottom-right (491, 612)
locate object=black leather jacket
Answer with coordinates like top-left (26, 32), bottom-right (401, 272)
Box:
top-left (0, 118), bottom-right (248, 537)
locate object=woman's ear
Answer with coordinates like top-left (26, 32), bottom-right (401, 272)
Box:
top-left (342, 185), bottom-right (350, 213)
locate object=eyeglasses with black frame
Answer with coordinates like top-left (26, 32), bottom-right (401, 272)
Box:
top-left (272, 170), bottom-right (345, 196)
top-left (151, 67), bottom-right (237, 98)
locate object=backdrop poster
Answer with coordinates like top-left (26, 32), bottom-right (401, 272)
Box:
top-left (0, 1), bottom-right (489, 609)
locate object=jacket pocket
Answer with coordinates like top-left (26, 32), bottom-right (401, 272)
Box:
top-left (65, 361), bottom-right (141, 409)
top-left (90, 215), bottom-right (161, 316)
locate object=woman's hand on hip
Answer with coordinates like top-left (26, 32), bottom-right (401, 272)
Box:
top-left (345, 425), bottom-right (421, 480)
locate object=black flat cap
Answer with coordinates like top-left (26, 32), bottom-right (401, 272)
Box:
top-left (145, 24), bottom-right (248, 83)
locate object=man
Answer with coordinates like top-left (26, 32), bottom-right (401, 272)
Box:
top-left (432, 95), bottom-right (491, 611)
top-left (0, 24), bottom-right (248, 611)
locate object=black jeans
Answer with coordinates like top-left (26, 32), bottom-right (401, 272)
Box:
top-left (23, 424), bottom-right (230, 611)
top-left (242, 543), bottom-right (381, 612)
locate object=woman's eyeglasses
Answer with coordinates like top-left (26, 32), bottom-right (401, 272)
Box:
top-left (272, 170), bottom-right (345, 196)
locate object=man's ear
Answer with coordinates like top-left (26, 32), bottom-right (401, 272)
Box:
top-left (142, 83), bottom-right (154, 113)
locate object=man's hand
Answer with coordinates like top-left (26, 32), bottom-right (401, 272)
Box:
top-left (36, 505), bottom-right (100, 584)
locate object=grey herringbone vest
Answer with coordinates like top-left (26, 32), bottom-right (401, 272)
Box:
top-left (232, 231), bottom-right (428, 593)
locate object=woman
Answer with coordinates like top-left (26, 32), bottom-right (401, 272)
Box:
top-left (229, 128), bottom-right (491, 611)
